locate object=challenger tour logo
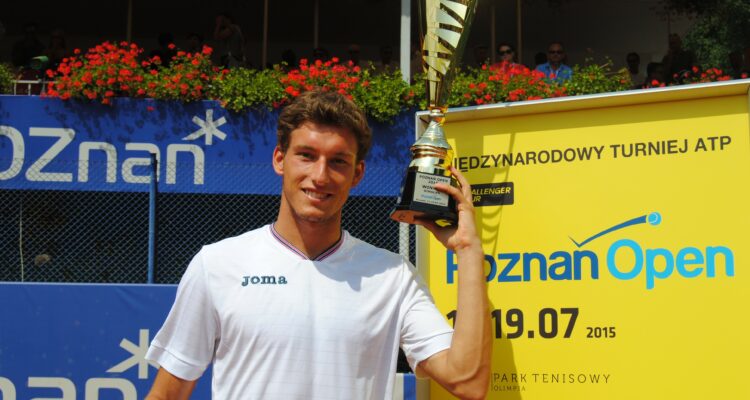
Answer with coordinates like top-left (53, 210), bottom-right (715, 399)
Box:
top-left (447, 212), bottom-right (735, 289)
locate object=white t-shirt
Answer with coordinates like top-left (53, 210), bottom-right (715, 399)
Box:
top-left (146, 225), bottom-right (453, 399)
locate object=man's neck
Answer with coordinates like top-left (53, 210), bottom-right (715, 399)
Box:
top-left (274, 209), bottom-right (342, 259)
top-left (549, 62), bottom-right (561, 70)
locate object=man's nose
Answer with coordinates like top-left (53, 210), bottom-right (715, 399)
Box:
top-left (311, 159), bottom-right (330, 185)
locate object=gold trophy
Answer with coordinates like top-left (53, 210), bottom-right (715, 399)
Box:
top-left (391, 0), bottom-right (478, 226)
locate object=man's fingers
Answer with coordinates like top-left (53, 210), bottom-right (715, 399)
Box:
top-left (450, 166), bottom-right (473, 199)
top-left (413, 217), bottom-right (439, 234)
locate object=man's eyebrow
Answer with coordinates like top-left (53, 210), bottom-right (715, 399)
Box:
top-left (291, 145), bottom-right (355, 158)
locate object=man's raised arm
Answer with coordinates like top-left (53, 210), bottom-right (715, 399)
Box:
top-left (414, 166), bottom-right (492, 400)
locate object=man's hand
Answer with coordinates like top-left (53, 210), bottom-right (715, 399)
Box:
top-left (414, 166), bottom-right (481, 254)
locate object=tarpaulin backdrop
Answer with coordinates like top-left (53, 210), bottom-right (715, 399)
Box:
top-left (419, 81), bottom-right (750, 399)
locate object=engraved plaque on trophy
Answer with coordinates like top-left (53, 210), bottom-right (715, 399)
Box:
top-left (390, 0), bottom-right (478, 226)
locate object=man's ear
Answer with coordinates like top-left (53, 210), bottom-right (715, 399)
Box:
top-left (272, 146), bottom-right (284, 176)
top-left (351, 160), bottom-right (365, 187)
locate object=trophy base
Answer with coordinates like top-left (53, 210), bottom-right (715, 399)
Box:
top-left (390, 170), bottom-right (458, 227)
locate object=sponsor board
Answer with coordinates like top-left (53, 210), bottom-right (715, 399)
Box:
top-left (418, 82), bottom-right (750, 399)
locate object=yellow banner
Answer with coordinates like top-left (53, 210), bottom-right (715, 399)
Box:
top-left (420, 83), bottom-right (750, 399)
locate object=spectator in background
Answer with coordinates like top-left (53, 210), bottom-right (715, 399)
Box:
top-left (347, 44), bottom-right (361, 66)
top-left (728, 50), bottom-right (747, 79)
top-left (214, 13), bottom-right (246, 68)
top-left (12, 22), bottom-right (45, 68)
top-left (149, 32), bottom-right (177, 66)
top-left (43, 29), bottom-right (68, 70)
top-left (373, 45), bottom-right (397, 73)
top-left (185, 32), bottom-right (204, 54)
top-left (535, 41), bottom-right (573, 83)
top-left (661, 33), bottom-right (694, 83)
top-left (312, 47), bottom-right (330, 61)
top-left (626, 52), bottom-right (644, 88)
top-left (472, 44), bottom-right (489, 68)
top-left (495, 42), bottom-right (522, 70)
top-left (645, 62), bottom-right (666, 87)
top-left (533, 51), bottom-right (547, 69)
top-left (497, 42), bottom-right (517, 64)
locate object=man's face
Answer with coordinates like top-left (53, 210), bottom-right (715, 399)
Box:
top-left (548, 44), bottom-right (565, 64)
top-left (273, 122), bottom-right (365, 225)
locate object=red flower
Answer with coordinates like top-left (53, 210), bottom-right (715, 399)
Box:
top-left (168, 43), bottom-right (176, 50)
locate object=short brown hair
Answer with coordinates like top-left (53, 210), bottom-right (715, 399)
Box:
top-left (277, 90), bottom-right (372, 162)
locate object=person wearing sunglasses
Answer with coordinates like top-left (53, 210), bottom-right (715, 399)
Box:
top-left (496, 42), bottom-right (516, 64)
top-left (535, 41), bottom-right (573, 83)
top-left (490, 42), bottom-right (523, 75)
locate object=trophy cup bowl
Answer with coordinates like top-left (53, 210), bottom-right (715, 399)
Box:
top-left (390, 0), bottom-right (478, 226)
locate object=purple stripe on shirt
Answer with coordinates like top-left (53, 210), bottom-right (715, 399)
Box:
top-left (270, 224), bottom-right (344, 261)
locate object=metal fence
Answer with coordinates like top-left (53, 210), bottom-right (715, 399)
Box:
top-left (1, 157), bottom-right (416, 372)
top-left (0, 159), bottom-right (416, 284)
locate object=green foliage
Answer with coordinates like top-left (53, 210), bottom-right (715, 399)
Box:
top-left (37, 40), bottom-right (747, 122)
top-left (350, 69), bottom-right (414, 123)
top-left (0, 63), bottom-right (15, 94)
top-left (447, 67), bottom-right (478, 107)
top-left (563, 60), bottom-right (632, 96)
top-left (663, 0), bottom-right (750, 68)
top-left (214, 67), bottom-right (286, 112)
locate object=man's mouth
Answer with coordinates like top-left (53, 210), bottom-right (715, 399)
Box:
top-left (303, 189), bottom-right (330, 200)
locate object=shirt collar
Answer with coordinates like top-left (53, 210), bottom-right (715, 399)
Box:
top-left (269, 223), bottom-right (344, 261)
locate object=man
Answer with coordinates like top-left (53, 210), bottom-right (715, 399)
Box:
top-left (145, 90), bottom-right (491, 399)
top-left (213, 13), bottom-right (246, 68)
top-left (472, 44), bottom-right (489, 68)
top-left (626, 52), bottom-right (644, 88)
top-left (661, 33), bottom-right (694, 84)
top-left (535, 41), bottom-right (573, 83)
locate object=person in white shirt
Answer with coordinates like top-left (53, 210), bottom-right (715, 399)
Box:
top-left (145, 89), bottom-right (491, 400)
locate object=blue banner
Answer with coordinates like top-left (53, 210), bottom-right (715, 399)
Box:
top-left (0, 283), bottom-right (211, 398)
top-left (0, 96), bottom-right (414, 195)
top-left (0, 283), bottom-right (416, 399)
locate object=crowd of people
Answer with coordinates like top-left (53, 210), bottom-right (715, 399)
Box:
top-left (472, 33), bottom-right (749, 88)
top-left (5, 15), bottom-right (749, 91)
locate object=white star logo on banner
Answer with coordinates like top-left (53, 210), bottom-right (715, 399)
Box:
top-left (183, 109), bottom-right (228, 146)
top-left (107, 329), bottom-right (159, 379)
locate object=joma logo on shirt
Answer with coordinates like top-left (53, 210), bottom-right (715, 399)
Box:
top-left (241, 275), bottom-right (288, 286)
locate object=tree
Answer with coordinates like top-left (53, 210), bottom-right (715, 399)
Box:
top-left (660, 0), bottom-right (750, 69)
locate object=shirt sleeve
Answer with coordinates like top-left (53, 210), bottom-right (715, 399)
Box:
top-left (399, 259), bottom-right (454, 372)
top-left (145, 249), bottom-right (219, 381)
